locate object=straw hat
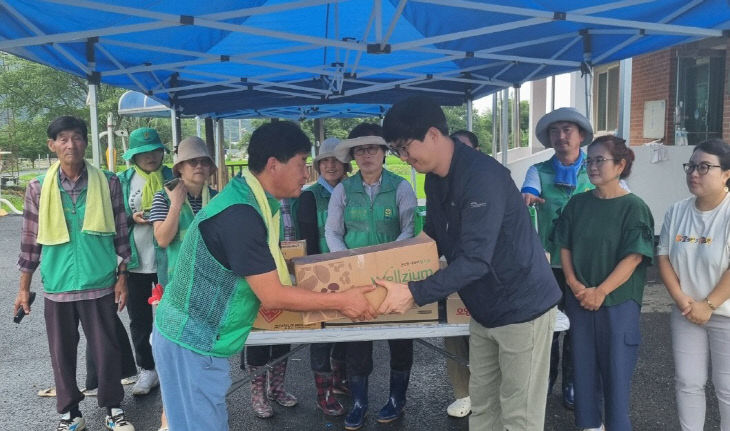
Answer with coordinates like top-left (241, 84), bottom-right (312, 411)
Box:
top-left (333, 136), bottom-right (388, 164)
top-left (313, 137), bottom-right (341, 174)
top-left (173, 136), bottom-right (216, 173)
top-left (122, 127), bottom-right (168, 160)
top-left (535, 107), bottom-right (594, 148)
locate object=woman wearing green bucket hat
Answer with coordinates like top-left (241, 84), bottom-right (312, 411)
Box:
top-left (117, 127), bottom-right (174, 397)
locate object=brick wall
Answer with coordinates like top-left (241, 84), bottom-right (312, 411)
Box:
top-left (630, 48), bottom-right (676, 146)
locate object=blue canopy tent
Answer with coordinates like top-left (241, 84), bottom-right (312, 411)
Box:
top-left (1, 0), bottom-right (729, 170)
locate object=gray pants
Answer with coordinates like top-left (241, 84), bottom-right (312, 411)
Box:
top-left (671, 307), bottom-right (730, 431)
top-left (468, 307), bottom-right (554, 431)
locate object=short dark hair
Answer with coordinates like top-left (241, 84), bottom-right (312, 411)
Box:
top-left (451, 130), bottom-right (479, 149)
top-left (383, 96), bottom-right (449, 145)
top-left (348, 123), bottom-right (383, 139)
top-left (589, 135), bottom-right (635, 179)
top-left (247, 121), bottom-right (312, 174)
top-left (694, 138), bottom-right (730, 186)
top-left (47, 116), bottom-right (88, 141)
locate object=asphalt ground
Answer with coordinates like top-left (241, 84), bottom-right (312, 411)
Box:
top-left (0, 214), bottom-right (722, 430)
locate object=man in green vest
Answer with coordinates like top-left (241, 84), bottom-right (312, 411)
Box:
top-left (520, 107), bottom-right (595, 410)
top-left (117, 127), bottom-right (173, 397)
top-left (14, 116), bottom-right (136, 431)
top-left (151, 120), bottom-right (377, 431)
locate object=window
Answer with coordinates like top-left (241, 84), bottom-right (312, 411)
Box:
top-left (594, 64), bottom-right (619, 132)
top-left (676, 53), bottom-right (725, 145)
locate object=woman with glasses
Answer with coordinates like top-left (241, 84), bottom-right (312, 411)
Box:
top-left (657, 139), bottom-right (730, 431)
top-left (554, 135), bottom-right (654, 431)
top-left (325, 124), bottom-right (417, 430)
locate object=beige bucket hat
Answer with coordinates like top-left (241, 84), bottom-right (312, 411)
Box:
top-left (333, 135), bottom-right (388, 164)
top-left (173, 136), bottom-right (216, 174)
top-left (313, 137), bottom-right (342, 174)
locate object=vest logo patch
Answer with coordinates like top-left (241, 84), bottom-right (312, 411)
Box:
top-left (384, 208), bottom-right (393, 218)
top-left (258, 308), bottom-right (283, 322)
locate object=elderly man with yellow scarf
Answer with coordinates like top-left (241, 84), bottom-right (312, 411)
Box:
top-left (14, 116), bottom-right (136, 431)
top-left (151, 121), bottom-right (378, 431)
top-left (117, 127), bottom-right (174, 397)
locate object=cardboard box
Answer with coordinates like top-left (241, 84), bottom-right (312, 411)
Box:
top-left (252, 239), bottom-right (321, 331)
top-left (446, 293), bottom-right (471, 324)
top-left (293, 233), bottom-right (441, 324)
top-left (253, 308), bottom-right (322, 331)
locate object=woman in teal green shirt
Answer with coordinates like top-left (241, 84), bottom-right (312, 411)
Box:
top-left (554, 135), bottom-right (654, 431)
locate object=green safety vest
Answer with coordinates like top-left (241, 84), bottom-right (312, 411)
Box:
top-left (342, 169), bottom-right (404, 249)
top-left (305, 182), bottom-right (332, 253)
top-left (37, 172), bottom-right (118, 294)
top-left (535, 155), bottom-right (593, 266)
top-left (117, 166), bottom-right (174, 270)
top-left (154, 176), bottom-right (277, 357)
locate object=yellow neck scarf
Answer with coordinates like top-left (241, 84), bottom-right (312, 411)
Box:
top-left (241, 171), bottom-right (291, 286)
top-left (133, 165), bottom-right (164, 211)
top-left (37, 161), bottom-right (116, 245)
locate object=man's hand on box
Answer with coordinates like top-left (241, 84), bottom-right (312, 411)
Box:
top-left (375, 279), bottom-right (415, 314)
top-left (340, 286), bottom-right (377, 321)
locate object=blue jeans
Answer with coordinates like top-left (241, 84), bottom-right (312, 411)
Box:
top-left (151, 327), bottom-right (231, 431)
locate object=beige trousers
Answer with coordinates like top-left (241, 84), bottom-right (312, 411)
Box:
top-left (468, 307), bottom-right (555, 431)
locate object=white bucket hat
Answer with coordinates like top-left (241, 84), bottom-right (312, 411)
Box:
top-left (333, 136), bottom-right (388, 164)
top-left (173, 136), bottom-right (216, 174)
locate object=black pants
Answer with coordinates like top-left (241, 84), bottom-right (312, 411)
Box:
top-left (125, 272), bottom-right (157, 370)
top-left (45, 294), bottom-right (124, 413)
top-left (550, 268), bottom-right (573, 387)
top-left (243, 344), bottom-right (291, 367)
top-left (310, 343), bottom-right (346, 372)
top-left (346, 339), bottom-right (413, 376)
top-left (85, 312), bottom-right (137, 390)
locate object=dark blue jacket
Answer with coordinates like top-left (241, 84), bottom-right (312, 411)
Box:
top-left (409, 142), bottom-right (561, 328)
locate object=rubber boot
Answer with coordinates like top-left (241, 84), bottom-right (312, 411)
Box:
top-left (267, 360), bottom-right (298, 407)
top-left (314, 372), bottom-right (345, 416)
top-left (331, 359), bottom-right (350, 395)
top-left (344, 375), bottom-right (368, 430)
top-left (247, 366), bottom-right (273, 419)
top-left (376, 369), bottom-right (410, 423)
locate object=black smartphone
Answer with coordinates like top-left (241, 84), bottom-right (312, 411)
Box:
top-left (164, 177), bottom-right (180, 191)
top-left (14, 291), bottom-right (36, 324)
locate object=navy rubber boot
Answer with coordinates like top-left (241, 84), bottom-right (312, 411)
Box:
top-left (344, 375), bottom-right (368, 430)
top-left (376, 369), bottom-right (410, 423)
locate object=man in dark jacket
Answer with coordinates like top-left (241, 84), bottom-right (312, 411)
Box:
top-left (378, 96), bottom-right (561, 431)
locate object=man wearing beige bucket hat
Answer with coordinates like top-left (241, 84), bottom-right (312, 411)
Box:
top-left (117, 127), bottom-right (174, 398)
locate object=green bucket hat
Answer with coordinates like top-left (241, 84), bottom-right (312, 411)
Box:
top-left (123, 127), bottom-right (168, 160)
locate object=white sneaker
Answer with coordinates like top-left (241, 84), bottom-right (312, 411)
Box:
top-left (555, 309), bottom-right (571, 332)
top-left (57, 415), bottom-right (86, 431)
top-left (105, 408), bottom-right (134, 431)
top-left (131, 369), bottom-right (159, 396)
top-left (446, 396), bottom-right (471, 417)
top-left (582, 425), bottom-right (605, 431)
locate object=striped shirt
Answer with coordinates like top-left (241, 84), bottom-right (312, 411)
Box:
top-left (17, 165), bottom-right (131, 302)
top-left (148, 188), bottom-right (216, 222)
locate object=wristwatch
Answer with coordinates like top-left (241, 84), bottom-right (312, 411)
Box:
top-left (117, 269), bottom-right (130, 277)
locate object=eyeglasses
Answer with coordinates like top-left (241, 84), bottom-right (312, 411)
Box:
top-left (389, 140), bottom-right (413, 157)
top-left (352, 145), bottom-right (382, 156)
top-left (683, 162), bottom-right (722, 175)
top-left (585, 157), bottom-right (615, 167)
top-left (186, 157), bottom-right (212, 167)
